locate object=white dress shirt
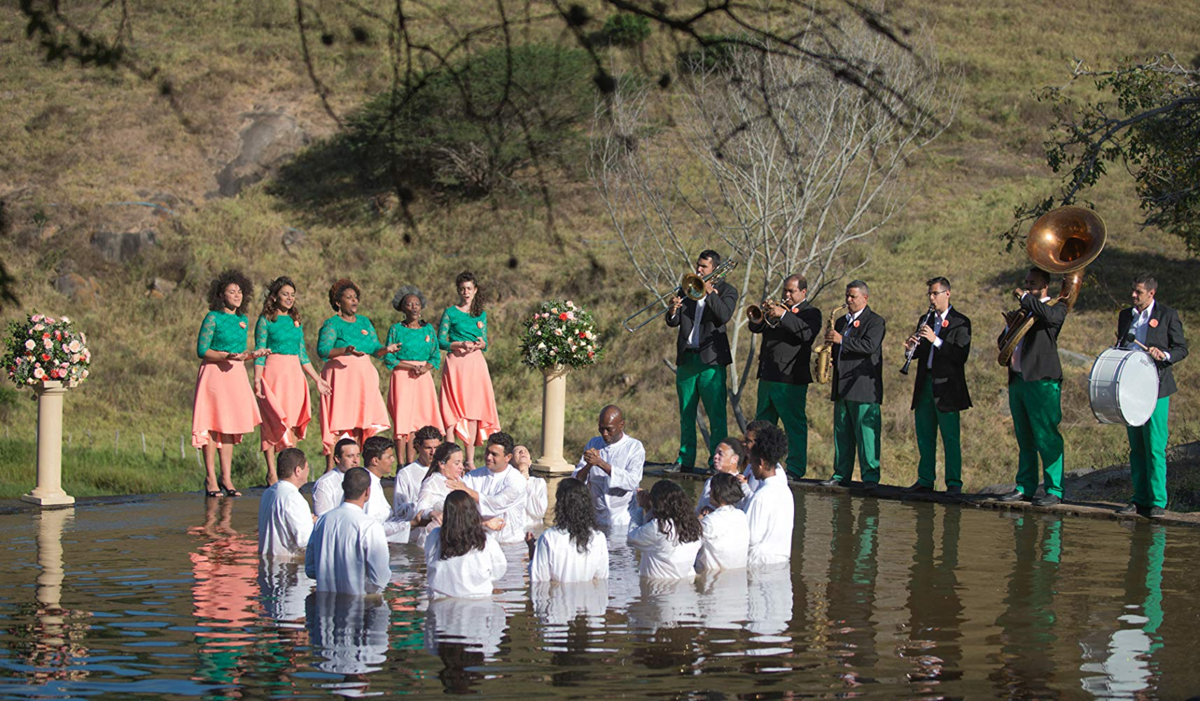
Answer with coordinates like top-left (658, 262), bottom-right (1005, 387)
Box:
top-left (424, 526), bottom-right (509, 599)
top-left (311, 468), bottom-right (346, 517)
top-left (696, 505), bottom-right (749, 571)
top-left (688, 296), bottom-right (707, 348)
top-left (1122, 301), bottom-right (1170, 359)
top-left (627, 508), bottom-right (703, 580)
top-left (529, 527), bottom-right (610, 583)
top-left (258, 480), bottom-right (314, 560)
top-left (364, 470), bottom-right (411, 543)
top-left (743, 472), bottom-right (795, 566)
top-left (463, 464), bottom-right (528, 544)
top-left (696, 474), bottom-right (752, 513)
top-left (572, 434), bottom-right (645, 529)
top-left (305, 502), bottom-right (391, 595)
top-left (393, 460), bottom-right (429, 522)
top-left (525, 475), bottom-right (548, 528)
top-left (926, 305), bottom-right (950, 369)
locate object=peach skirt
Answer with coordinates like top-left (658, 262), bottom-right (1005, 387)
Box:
top-left (191, 360), bottom-right (262, 449)
top-left (388, 368), bottom-right (444, 438)
top-left (439, 348), bottom-right (500, 446)
top-left (319, 353), bottom-right (390, 455)
top-left (257, 354), bottom-right (312, 451)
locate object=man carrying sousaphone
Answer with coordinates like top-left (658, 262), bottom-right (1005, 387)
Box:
top-left (1115, 273), bottom-right (1187, 518)
top-left (997, 268), bottom-right (1067, 507)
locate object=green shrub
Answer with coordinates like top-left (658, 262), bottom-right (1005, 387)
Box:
top-left (602, 14), bottom-right (651, 47)
top-left (346, 44), bottom-right (594, 197)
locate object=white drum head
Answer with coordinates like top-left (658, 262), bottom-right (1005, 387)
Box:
top-left (1088, 348), bottom-right (1159, 426)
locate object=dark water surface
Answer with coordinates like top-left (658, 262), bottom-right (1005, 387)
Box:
top-left (0, 480), bottom-right (1197, 699)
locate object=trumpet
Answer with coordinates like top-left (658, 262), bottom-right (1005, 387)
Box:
top-left (747, 298), bottom-right (786, 327)
top-left (899, 304), bottom-right (936, 375)
top-left (623, 259), bottom-right (739, 333)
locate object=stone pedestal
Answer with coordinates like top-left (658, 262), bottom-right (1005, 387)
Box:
top-left (22, 381), bottom-right (76, 507)
top-left (531, 366), bottom-right (574, 475)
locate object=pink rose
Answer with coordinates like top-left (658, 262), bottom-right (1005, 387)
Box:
top-left (33, 367), bottom-right (45, 379)
top-left (476, 321), bottom-right (483, 329)
top-left (239, 321), bottom-right (247, 329)
top-left (31, 314), bottom-right (43, 322)
top-left (24, 339), bottom-right (35, 350)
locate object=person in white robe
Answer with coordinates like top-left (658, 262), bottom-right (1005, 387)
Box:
top-left (393, 426), bottom-right (443, 532)
top-left (742, 424), bottom-right (795, 566)
top-left (514, 445), bottom-right (548, 529)
top-left (312, 437), bottom-right (361, 517)
top-left (573, 405), bottom-right (645, 531)
top-left (628, 480), bottom-right (703, 580)
top-left (305, 467), bottom-right (391, 595)
top-left (424, 490), bottom-right (508, 599)
top-left (740, 420), bottom-right (787, 493)
top-left (413, 442), bottom-right (470, 547)
top-left (361, 435), bottom-right (429, 543)
top-left (696, 472), bottom-right (750, 571)
top-left (258, 448), bottom-right (314, 559)
top-left (527, 477), bottom-right (609, 583)
top-left (449, 432), bottom-right (527, 544)
top-left (697, 437), bottom-right (752, 513)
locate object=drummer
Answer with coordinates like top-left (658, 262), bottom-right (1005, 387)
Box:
top-left (1114, 273), bottom-right (1187, 519)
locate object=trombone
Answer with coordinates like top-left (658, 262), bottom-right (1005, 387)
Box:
top-left (623, 259), bottom-right (739, 333)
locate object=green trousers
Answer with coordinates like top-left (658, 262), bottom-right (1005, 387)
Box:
top-left (1127, 396), bottom-right (1170, 509)
top-left (914, 377), bottom-right (962, 489)
top-left (1008, 374), bottom-right (1064, 498)
top-left (756, 380), bottom-right (808, 478)
top-left (675, 352), bottom-right (728, 468)
top-left (833, 399), bottom-right (881, 484)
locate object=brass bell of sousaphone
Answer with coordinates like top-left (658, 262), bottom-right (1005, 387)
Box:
top-left (997, 205), bottom-right (1106, 366)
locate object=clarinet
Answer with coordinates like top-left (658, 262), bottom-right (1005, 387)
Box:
top-left (900, 304), bottom-right (937, 375)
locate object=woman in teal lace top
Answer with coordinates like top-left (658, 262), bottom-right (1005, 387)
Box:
top-left (438, 271), bottom-right (500, 467)
top-left (252, 276), bottom-right (332, 484)
top-left (384, 285), bottom-right (444, 465)
top-left (192, 270), bottom-right (268, 498)
top-left (317, 278), bottom-right (401, 472)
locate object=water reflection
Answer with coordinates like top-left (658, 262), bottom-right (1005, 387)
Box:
top-left (903, 504), bottom-right (964, 688)
top-left (424, 597), bottom-right (508, 693)
top-left (306, 592), bottom-right (390, 696)
top-left (16, 508), bottom-right (90, 684)
top-left (824, 497), bottom-right (880, 687)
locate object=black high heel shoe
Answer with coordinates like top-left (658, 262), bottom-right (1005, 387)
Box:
top-left (202, 479), bottom-right (222, 498)
top-left (219, 480), bottom-right (242, 498)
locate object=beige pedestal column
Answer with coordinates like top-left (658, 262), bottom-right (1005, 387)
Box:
top-left (532, 365), bottom-right (574, 475)
top-left (22, 380), bottom-right (76, 507)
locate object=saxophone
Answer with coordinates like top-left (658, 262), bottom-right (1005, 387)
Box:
top-left (811, 304), bottom-right (849, 385)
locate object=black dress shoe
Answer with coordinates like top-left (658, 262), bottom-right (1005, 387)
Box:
top-left (945, 485), bottom-right (962, 496)
top-left (860, 482), bottom-right (878, 492)
top-left (906, 482), bottom-right (933, 493)
top-left (1148, 507), bottom-right (1166, 519)
top-left (1116, 503), bottom-right (1139, 516)
top-left (819, 478), bottom-right (845, 487)
top-left (997, 490), bottom-right (1025, 502)
top-left (1032, 494), bottom-right (1061, 507)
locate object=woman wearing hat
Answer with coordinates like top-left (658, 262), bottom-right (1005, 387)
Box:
top-left (384, 286), bottom-right (444, 465)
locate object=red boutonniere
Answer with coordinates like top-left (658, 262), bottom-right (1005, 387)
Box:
top-left (425, 335), bottom-right (431, 343)
top-left (360, 329), bottom-right (369, 335)
top-left (941, 319), bottom-right (950, 328)
top-left (1149, 318), bottom-right (1159, 328)
top-left (853, 319), bottom-right (860, 328)
top-left (239, 321), bottom-right (247, 329)
top-left (476, 321), bottom-right (484, 329)
top-left (293, 320), bottom-right (301, 328)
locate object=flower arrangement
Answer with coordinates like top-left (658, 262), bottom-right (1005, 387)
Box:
top-left (3, 313), bottom-right (91, 389)
top-left (520, 300), bottom-right (603, 369)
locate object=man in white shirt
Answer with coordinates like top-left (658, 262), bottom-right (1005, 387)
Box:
top-left (312, 437), bottom-right (361, 517)
top-left (306, 467), bottom-right (391, 595)
top-left (362, 435), bottom-right (430, 542)
top-left (572, 405), bottom-right (645, 531)
top-left (258, 448), bottom-right (314, 559)
top-left (449, 432), bottom-right (528, 543)
top-left (393, 426), bottom-right (443, 525)
top-left (743, 424), bottom-right (795, 566)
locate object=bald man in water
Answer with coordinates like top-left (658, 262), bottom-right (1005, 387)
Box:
top-left (573, 405), bottom-right (646, 531)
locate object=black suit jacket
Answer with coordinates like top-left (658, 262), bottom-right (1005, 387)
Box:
top-left (831, 306), bottom-right (886, 403)
top-left (749, 301), bottom-right (822, 385)
top-left (666, 279), bottom-right (738, 366)
top-left (1002, 294), bottom-right (1067, 384)
top-left (910, 307), bottom-right (973, 412)
top-left (1116, 302), bottom-right (1188, 398)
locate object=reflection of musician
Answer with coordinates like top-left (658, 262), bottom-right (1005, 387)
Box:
top-left (903, 277), bottom-right (972, 495)
top-left (748, 274), bottom-right (822, 479)
top-left (666, 250), bottom-right (738, 472)
top-left (997, 268), bottom-right (1067, 507)
top-left (820, 280), bottom-right (886, 489)
top-left (1115, 274), bottom-right (1187, 519)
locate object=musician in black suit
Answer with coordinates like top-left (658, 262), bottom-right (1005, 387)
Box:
top-left (820, 280), bottom-right (886, 489)
top-left (903, 277), bottom-right (972, 495)
top-left (1115, 273), bottom-right (1187, 518)
top-left (666, 250), bottom-right (739, 473)
top-left (997, 267), bottom-right (1068, 507)
top-left (749, 274), bottom-right (823, 479)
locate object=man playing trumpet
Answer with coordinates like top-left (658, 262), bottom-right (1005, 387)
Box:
top-left (902, 277), bottom-right (972, 495)
top-left (748, 274), bottom-right (823, 480)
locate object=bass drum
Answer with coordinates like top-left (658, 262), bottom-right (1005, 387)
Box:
top-left (1088, 348), bottom-right (1160, 426)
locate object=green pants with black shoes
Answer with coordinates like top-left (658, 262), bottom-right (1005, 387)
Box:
top-left (832, 399), bottom-right (881, 484)
top-left (675, 351), bottom-right (728, 468)
top-left (914, 377), bottom-right (962, 489)
top-left (756, 380), bottom-right (808, 479)
top-left (1008, 374), bottom-right (1064, 498)
top-left (1128, 396), bottom-right (1170, 509)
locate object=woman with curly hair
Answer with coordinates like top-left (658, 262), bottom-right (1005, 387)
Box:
top-left (438, 271), bottom-right (500, 467)
top-left (526, 478), bottom-right (608, 583)
top-left (253, 276), bottom-right (332, 484)
top-left (628, 480), bottom-right (703, 579)
top-left (192, 269), bottom-right (269, 497)
top-left (384, 285), bottom-right (444, 466)
top-left (316, 279), bottom-right (400, 472)
top-left (424, 490), bottom-right (507, 599)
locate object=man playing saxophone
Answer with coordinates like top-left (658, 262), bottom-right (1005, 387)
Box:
top-left (902, 277), bottom-right (972, 495)
top-left (748, 274), bottom-right (822, 480)
top-left (820, 280), bottom-right (887, 490)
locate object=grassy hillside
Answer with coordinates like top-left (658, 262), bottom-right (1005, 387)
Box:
top-left (1, 0), bottom-right (1198, 500)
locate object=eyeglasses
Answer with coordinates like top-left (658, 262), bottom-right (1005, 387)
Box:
top-left (928, 289), bottom-right (949, 296)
